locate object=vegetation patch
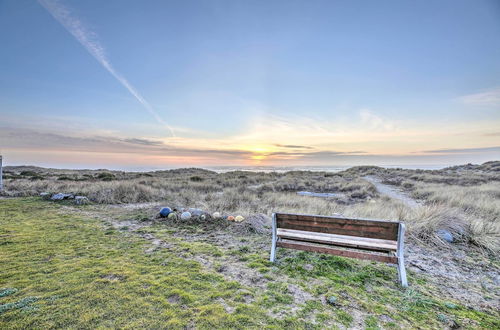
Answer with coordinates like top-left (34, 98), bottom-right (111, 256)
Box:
top-left (1, 193), bottom-right (498, 328)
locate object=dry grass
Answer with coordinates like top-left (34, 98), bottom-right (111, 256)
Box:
top-left (2, 162), bottom-right (499, 252)
top-left (411, 183), bottom-right (500, 252)
top-left (344, 200), bottom-right (470, 245)
top-left (1, 167), bottom-right (377, 205)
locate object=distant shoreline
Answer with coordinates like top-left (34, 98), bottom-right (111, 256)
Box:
top-left (2, 163), bottom-right (458, 173)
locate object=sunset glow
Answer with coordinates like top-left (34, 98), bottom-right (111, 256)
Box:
top-left (0, 0), bottom-right (499, 169)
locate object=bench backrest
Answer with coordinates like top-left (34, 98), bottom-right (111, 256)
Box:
top-left (275, 213), bottom-right (400, 241)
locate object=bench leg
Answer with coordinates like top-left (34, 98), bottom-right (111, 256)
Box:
top-left (270, 238), bottom-right (277, 262)
top-left (397, 255), bottom-right (408, 288)
top-left (270, 213), bottom-right (277, 262)
top-left (397, 223), bottom-right (408, 288)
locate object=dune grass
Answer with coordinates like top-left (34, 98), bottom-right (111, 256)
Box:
top-left (3, 163), bottom-right (500, 252)
top-left (1, 198), bottom-right (498, 329)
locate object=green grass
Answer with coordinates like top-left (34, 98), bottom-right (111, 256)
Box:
top-left (1, 198), bottom-right (498, 329)
top-left (0, 198), bottom-right (276, 328)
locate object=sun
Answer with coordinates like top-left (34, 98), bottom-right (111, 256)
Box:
top-left (251, 155), bottom-right (266, 161)
top-left (247, 146), bottom-right (274, 163)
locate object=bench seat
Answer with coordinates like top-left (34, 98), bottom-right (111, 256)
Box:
top-left (276, 228), bottom-right (398, 252)
top-left (270, 212), bottom-right (408, 287)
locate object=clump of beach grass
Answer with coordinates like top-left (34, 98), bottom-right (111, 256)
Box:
top-left (2, 162), bottom-right (499, 252)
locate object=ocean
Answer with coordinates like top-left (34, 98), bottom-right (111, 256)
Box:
top-left (204, 164), bottom-right (447, 173)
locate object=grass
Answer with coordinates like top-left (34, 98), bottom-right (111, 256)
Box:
top-left (1, 167), bottom-right (377, 204)
top-left (2, 162), bottom-right (500, 252)
top-left (1, 198), bottom-right (498, 328)
top-left (0, 198), bottom-right (275, 328)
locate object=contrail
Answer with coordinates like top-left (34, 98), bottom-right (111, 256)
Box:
top-left (37, 0), bottom-right (175, 137)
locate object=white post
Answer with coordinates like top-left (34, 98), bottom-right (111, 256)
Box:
top-left (270, 213), bottom-right (277, 262)
top-left (397, 222), bottom-right (408, 287)
top-left (0, 155), bottom-right (3, 192)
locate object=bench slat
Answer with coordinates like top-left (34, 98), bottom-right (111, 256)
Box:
top-left (276, 213), bottom-right (399, 240)
top-left (277, 228), bottom-right (397, 251)
top-left (276, 220), bottom-right (398, 240)
top-left (278, 228), bottom-right (396, 244)
top-left (277, 213), bottom-right (398, 228)
top-left (276, 240), bottom-right (398, 264)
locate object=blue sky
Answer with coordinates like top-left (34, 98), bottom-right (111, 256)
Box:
top-left (1, 0), bottom-right (499, 169)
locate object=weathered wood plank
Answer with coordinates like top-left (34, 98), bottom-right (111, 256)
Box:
top-left (276, 220), bottom-right (398, 240)
top-left (276, 219), bottom-right (397, 234)
top-left (276, 241), bottom-right (399, 264)
top-left (278, 228), bottom-right (397, 244)
top-left (277, 229), bottom-right (397, 251)
top-left (276, 213), bottom-right (399, 240)
top-left (276, 213), bottom-right (398, 228)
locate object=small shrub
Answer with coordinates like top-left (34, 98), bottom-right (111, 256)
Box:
top-left (20, 171), bottom-right (38, 176)
top-left (402, 181), bottom-right (414, 189)
top-left (97, 172), bottom-right (115, 181)
top-left (0, 288), bottom-right (17, 298)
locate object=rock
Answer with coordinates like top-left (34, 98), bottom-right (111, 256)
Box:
top-left (51, 193), bottom-right (74, 201)
top-left (304, 264), bottom-right (314, 271)
top-left (159, 207), bottom-right (172, 217)
top-left (74, 196), bottom-right (89, 205)
top-left (167, 212), bottom-right (178, 220)
top-left (437, 229), bottom-right (454, 243)
top-left (238, 214), bottom-right (271, 234)
top-left (326, 296), bottom-right (337, 306)
top-left (350, 191), bottom-right (366, 199)
top-left (188, 208), bottom-right (203, 217)
top-left (200, 214), bottom-right (207, 221)
top-left (39, 192), bottom-right (50, 200)
top-left (180, 211), bottom-right (191, 220)
top-left (51, 193), bottom-right (64, 200)
top-left (235, 215), bottom-right (244, 222)
top-left (227, 216), bottom-right (235, 221)
top-left (212, 212), bottom-right (221, 219)
top-left (297, 191), bottom-right (343, 198)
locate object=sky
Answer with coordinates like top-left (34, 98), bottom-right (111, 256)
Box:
top-left (1, 0), bottom-right (499, 170)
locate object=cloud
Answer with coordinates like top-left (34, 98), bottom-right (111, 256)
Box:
top-left (122, 138), bottom-right (163, 146)
top-left (37, 0), bottom-right (175, 136)
top-left (359, 109), bottom-right (396, 131)
top-left (483, 132), bottom-right (500, 137)
top-left (0, 127), bottom-right (251, 158)
top-left (0, 127), bottom-right (366, 164)
top-left (421, 146), bottom-right (500, 154)
top-left (274, 144), bottom-right (314, 149)
top-left (2, 127), bottom-right (499, 168)
top-left (268, 150), bottom-right (366, 157)
top-left (457, 87), bottom-right (500, 106)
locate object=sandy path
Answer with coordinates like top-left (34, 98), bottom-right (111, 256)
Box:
top-left (364, 175), bottom-right (420, 208)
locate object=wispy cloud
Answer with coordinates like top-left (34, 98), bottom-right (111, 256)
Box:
top-left (457, 87), bottom-right (500, 106)
top-left (2, 127), bottom-right (499, 167)
top-left (0, 127), bottom-right (251, 158)
top-left (421, 146), bottom-right (500, 154)
top-left (483, 132), bottom-right (500, 137)
top-left (122, 138), bottom-right (163, 146)
top-left (274, 144), bottom-right (314, 149)
top-left (359, 109), bottom-right (396, 131)
top-left (37, 0), bottom-right (175, 136)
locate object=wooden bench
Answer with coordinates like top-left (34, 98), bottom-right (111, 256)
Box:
top-left (269, 212), bottom-right (408, 287)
